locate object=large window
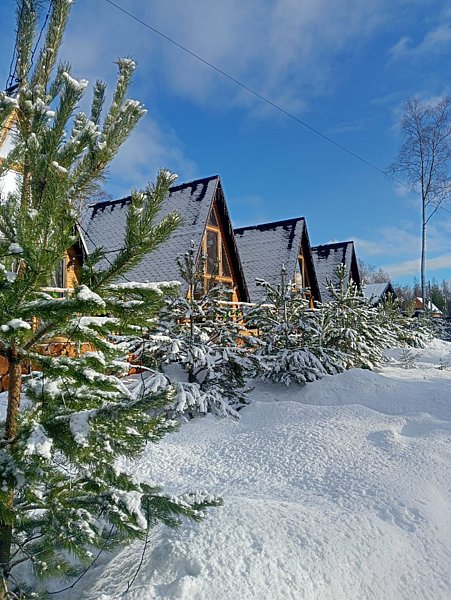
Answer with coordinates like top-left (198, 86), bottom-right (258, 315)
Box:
top-left (54, 258), bottom-right (65, 288)
top-left (201, 204), bottom-right (236, 299)
top-left (293, 251), bottom-right (313, 306)
top-left (294, 256), bottom-right (303, 290)
top-left (206, 229), bottom-right (219, 275)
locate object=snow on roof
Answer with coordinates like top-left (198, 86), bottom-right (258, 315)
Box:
top-left (363, 282), bottom-right (395, 304)
top-left (81, 175), bottom-right (218, 286)
top-left (416, 297), bottom-right (443, 314)
top-left (80, 175), bottom-right (249, 300)
top-left (311, 241), bottom-right (360, 303)
top-left (0, 128), bottom-right (15, 159)
top-left (0, 169), bottom-right (19, 200)
top-left (0, 117), bottom-right (19, 201)
top-left (234, 218), bottom-right (307, 302)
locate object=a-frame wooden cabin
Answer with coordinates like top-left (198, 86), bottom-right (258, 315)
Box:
top-left (80, 175), bottom-right (249, 302)
top-left (311, 241), bottom-right (361, 303)
top-left (233, 217), bottom-right (320, 305)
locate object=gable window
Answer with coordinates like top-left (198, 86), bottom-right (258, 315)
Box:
top-left (206, 229), bottom-right (219, 275)
top-left (221, 240), bottom-right (232, 278)
top-left (294, 256), bottom-right (303, 290)
top-left (293, 250), bottom-right (313, 306)
top-left (54, 258), bottom-right (65, 288)
top-left (207, 207), bottom-right (219, 228)
top-left (201, 204), bottom-right (237, 301)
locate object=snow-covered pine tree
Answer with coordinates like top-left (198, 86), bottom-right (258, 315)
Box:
top-left (428, 316), bottom-right (451, 342)
top-left (0, 3), bottom-right (219, 598)
top-left (128, 244), bottom-right (257, 418)
top-left (245, 266), bottom-right (346, 385)
top-left (319, 265), bottom-right (393, 369)
top-left (376, 294), bottom-right (432, 348)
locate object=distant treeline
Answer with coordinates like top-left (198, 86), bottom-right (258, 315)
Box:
top-left (393, 279), bottom-right (451, 318)
top-left (358, 259), bottom-right (451, 318)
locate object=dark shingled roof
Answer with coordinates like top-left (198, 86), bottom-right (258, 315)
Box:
top-left (79, 175), bottom-right (249, 300)
top-left (363, 282), bottom-right (396, 305)
top-left (234, 217), bottom-right (319, 303)
top-left (311, 241), bottom-right (361, 303)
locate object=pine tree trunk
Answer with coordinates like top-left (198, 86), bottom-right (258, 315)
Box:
top-left (0, 346), bottom-right (22, 595)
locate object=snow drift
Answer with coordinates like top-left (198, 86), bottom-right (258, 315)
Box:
top-left (42, 340), bottom-right (451, 598)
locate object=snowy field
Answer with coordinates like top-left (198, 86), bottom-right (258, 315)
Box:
top-left (49, 340), bottom-right (451, 598)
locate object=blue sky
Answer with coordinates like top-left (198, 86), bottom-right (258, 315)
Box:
top-left (1, 0), bottom-right (451, 285)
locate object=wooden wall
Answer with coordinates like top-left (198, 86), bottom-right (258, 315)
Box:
top-left (65, 246), bottom-right (81, 289)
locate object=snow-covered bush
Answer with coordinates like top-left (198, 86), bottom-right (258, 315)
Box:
top-left (397, 348), bottom-right (422, 369)
top-left (130, 246), bottom-right (258, 418)
top-left (318, 265), bottom-right (394, 369)
top-left (245, 267), bottom-right (346, 385)
top-left (427, 316), bottom-right (451, 342)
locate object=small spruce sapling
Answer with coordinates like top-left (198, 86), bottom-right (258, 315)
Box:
top-left (319, 265), bottom-right (391, 369)
top-left (245, 266), bottom-right (346, 385)
top-left (129, 244), bottom-right (257, 418)
top-left (398, 348), bottom-right (422, 369)
top-left (377, 294), bottom-right (431, 349)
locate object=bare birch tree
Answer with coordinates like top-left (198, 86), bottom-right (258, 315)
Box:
top-left (390, 97), bottom-right (451, 307)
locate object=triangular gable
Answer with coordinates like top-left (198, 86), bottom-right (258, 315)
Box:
top-left (363, 282), bottom-right (396, 305)
top-left (311, 241), bottom-right (361, 303)
top-left (201, 181), bottom-right (249, 301)
top-left (234, 217), bottom-right (320, 303)
top-left (80, 175), bottom-right (249, 301)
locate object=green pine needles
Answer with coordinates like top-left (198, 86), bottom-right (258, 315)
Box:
top-left (0, 2), bottom-right (219, 598)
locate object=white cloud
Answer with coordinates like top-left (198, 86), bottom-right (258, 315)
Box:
top-left (352, 216), bottom-right (451, 278)
top-left (327, 119), bottom-right (367, 135)
top-left (389, 24), bottom-right (451, 60)
top-left (388, 36), bottom-right (411, 60)
top-left (106, 116), bottom-right (198, 198)
top-left (60, 0), bottom-right (418, 115)
top-left (392, 181), bottom-right (412, 198)
top-left (382, 253), bottom-right (451, 277)
top-left (353, 225), bottom-right (421, 258)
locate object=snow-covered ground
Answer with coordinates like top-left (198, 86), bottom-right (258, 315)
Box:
top-left (44, 340), bottom-right (451, 598)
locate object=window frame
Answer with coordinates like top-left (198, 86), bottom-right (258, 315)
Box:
top-left (202, 203), bottom-right (237, 301)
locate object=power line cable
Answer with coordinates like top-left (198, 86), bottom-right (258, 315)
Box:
top-left (30, 0), bottom-right (52, 71)
top-left (5, 0), bottom-right (52, 92)
top-left (5, 40), bottom-right (18, 92)
top-left (102, 0), bottom-right (409, 190)
top-left (77, 219), bottom-right (134, 284)
top-left (5, 0), bottom-right (25, 93)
